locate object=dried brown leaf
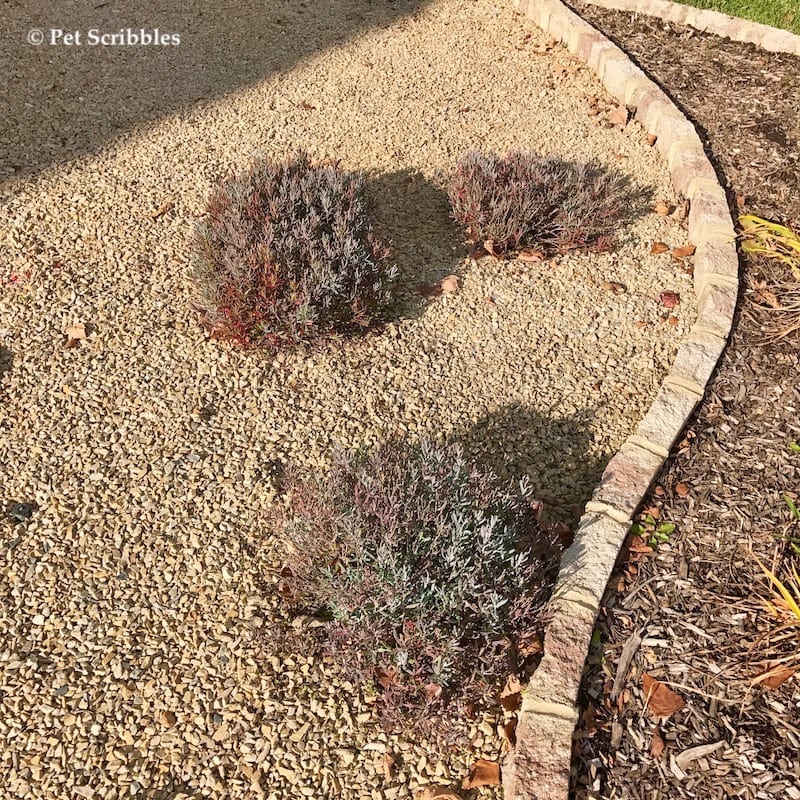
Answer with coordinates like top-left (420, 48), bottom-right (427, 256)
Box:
top-left (502, 718), bottom-right (517, 747)
top-left (439, 275), bottom-right (459, 294)
top-left (415, 787), bottom-right (463, 800)
top-left (65, 323), bottom-right (87, 348)
top-left (675, 482), bottom-right (690, 497)
top-left (654, 199), bottom-right (673, 216)
top-left (647, 133), bottom-right (657, 146)
top-left (672, 244), bottom-right (696, 259)
top-left (650, 724), bottom-right (666, 758)
top-left (667, 315), bottom-right (679, 326)
top-left (650, 241), bottom-right (669, 255)
top-left (660, 291), bottom-right (681, 309)
top-left (149, 198), bottom-right (175, 220)
top-left (608, 104), bottom-right (629, 127)
top-left (602, 281), bottom-right (627, 295)
top-left (383, 753), bottom-right (397, 781)
top-left (642, 673), bottom-right (686, 719)
top-left (754, 663), bottom-right (796, 689)
top-left (461, 759), bottom-right (500, 790)
top-left (517, 247), bottom-right (544, 262)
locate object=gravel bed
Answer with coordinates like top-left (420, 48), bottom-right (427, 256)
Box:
top-left (1, 1), bottom-right (694, 797)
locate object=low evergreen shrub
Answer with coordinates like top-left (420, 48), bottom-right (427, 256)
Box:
top-left (190, 152), bottom-right (396, 348)
top-left (448, 149), bottom-right (630, 257)
top-left (272, 439), bottom-right (558, 729)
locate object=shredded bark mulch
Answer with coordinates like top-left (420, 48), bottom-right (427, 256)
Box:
top-left (565, 5), bottom-right (800, 799)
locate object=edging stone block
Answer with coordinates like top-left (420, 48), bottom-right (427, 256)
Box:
top-left (635, 382), bottom-right (701, 453)
top-left (696, 280), bottom-right (737, 338)
top-left (688, 184), bottom-right (735, 245)
top-left (693, 240), bottom-right (740, 297)
top-left (590, 441), bottom-right (665, 520)
top-left (670, 327), bottom-right (728, 388)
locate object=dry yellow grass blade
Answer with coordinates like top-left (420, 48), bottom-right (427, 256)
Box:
top-left (755, 553), bottom-right (800, 623)
top-left (739, 214), bottom-right (800, 281)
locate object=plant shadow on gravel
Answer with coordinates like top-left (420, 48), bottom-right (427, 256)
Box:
top-left (366, 168), bottom-right (465, 322)
top-left (447, 402), bottom-right (605, 530)
top-left (1, 0), bottom-right (433, 183)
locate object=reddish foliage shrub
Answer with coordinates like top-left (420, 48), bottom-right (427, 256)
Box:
top-left (270, 439), bottom-right (559, 731)
top-left (190, 152), bottom-right (396, 348)
top-left (447, 149), bottom-right (631, 257)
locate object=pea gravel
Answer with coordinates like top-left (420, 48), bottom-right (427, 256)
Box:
top-left (0, 0), bottom-right (695, 797)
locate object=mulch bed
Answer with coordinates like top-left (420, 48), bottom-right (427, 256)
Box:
top-left (565, 5), bottom-right (800, 798)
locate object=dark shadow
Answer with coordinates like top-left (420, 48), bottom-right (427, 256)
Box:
top-left (0, 346), bottom-right (11, 381)
top-left (447, 402), bottom-right (605, 529)
top-left (1, 0), bottom-right (431, 184)
top-left (366, 168), bottom-right (464, 322)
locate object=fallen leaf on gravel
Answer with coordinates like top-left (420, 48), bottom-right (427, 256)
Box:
top-left (468, 241), bottom-right (489, 259)
top-left (462, 759), bottom-right (500, 790)
top-left (754, 663), bottom-right (796, 689)
top-left (602, 281), bottom-right (627, 294)
top-left (517, 247), bottom-right (544, 262)
top-left (383, 753), bottom-right (397, 781)
top-left (299, 100), bottom-right (316, 110)
top-left (642, 673), bottom-right (686, 719)
top-left (415, 787), bottom-right (462, 800)
top-left (483, 240), bottom-right (500, 258)
top-left (674, 740), bottom-right (723, 771)
top-left (675, 482), bottom-right (690, 497)
top-left (650, 724), bottom-right (666, 758)
top-left (634, 320), bottom-right (647, 329)
top-left (608, 104), bottom-right (629, 127)
top-left (159, 710), bottom-right (177, 727)
top-left (654, 199), bottom-right (673, 215)
top-left (667, 315), bottom-right (679, 325)
top-left (647, 133), bottom-right (657, 146)
top-left (650, 241), bottom-right (669, 254)
top-left (149, 198), bottom-right (174, 219)
top-left (672, 244), bottom-right (696, 259)
top-left (660, 291), bottom-right (681, 309)
top-left (65, 323), bottom-right (87, 348)
top-left (439, 275), bottom-right (459, 294)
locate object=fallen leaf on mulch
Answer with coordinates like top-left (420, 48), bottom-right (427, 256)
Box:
top-left (675, 482), bottom-right (690, 497)
top-left (672, 244), bottom-right (696, 259)
top-left (461, 759), bottom-right (500, 790)
top-left (65, 323), bottom-right (87, 348)
top-left (650, 724), bottom-right (666, 758)
top-left (660, 291), bottom-right (681, 309)
top-left (650, 241), bottom-right (669, 255)
top-left (608, 105), bottom-right (629, 127)
top-left (674, 740), bottom-right (723, 771)
top-left (415, 787), bottom-right (463, 800)
top-left (654, 199), bottom-right (673, 215)
top-left (642, 673), bottom-right (686, 719)
top-left (753, 663), bottom-right (796, 689)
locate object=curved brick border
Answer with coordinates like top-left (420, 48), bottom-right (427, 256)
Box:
top-left (581, 0), bottom-right (800, 55)
top-left (502, 2), bottom-right (739, 798)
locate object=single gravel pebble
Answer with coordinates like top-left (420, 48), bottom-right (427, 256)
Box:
top-left (0, 0), bottom-right (694, 798)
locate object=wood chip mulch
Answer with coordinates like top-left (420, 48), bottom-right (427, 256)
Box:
top-left (568, 5), bottom-right (800, 799)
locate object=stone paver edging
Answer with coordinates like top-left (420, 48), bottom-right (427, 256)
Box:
top-left (581, 0), bottom-right (800, 55)
top-left (502, 1), bottom-right (739, 798)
